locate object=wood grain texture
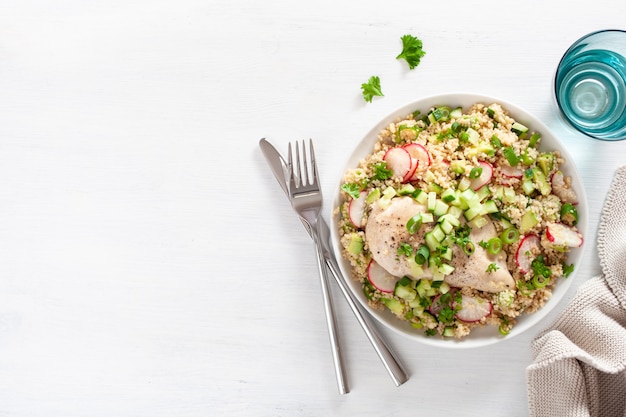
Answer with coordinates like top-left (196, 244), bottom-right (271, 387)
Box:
top-left (0, 1), bottom-right (624, 416)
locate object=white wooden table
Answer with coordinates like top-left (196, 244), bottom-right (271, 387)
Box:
top-left (0, 1), bottom-right (625, 416)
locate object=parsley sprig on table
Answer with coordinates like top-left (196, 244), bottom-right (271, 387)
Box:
top-left (361, 75), bottom-right (384, 103)
top-left (396, 34), bottom-right (426, 70)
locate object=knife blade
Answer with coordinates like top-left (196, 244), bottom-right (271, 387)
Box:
top-left (259, 138), bottom-right (408, 387)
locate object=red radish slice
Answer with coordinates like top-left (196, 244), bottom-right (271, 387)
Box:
top-left (515, 234), bottom-right (541, 274)
top-left (383, 147), bottom-right (415, 182)
top-left (546, 222), bottom-right (584, 247)
top-left (470, 161), bottom-right (493, 190)
top-left (348, 191), bottom-right (367, 228)
top-left (367, 260), bottom-right (398, 293)
top-left (551, 171), bottom-right (578, 204)
top-left (455, 295), bottom-right (492, 323)
top-left (404, 143), bottom-right (431, 168)
top-left (500, 164), bottom-right (524, 179)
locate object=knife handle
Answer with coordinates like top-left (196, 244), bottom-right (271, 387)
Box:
top-left (323, 253), bottom-right (409, 386)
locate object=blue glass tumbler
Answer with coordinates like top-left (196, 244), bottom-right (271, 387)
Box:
top-left (554, 29), bottom-right (626, 141)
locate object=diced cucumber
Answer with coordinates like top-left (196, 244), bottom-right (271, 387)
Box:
top-left (383, 298), bottom-right (404, 316)
top-left (466, 127), bottom-right (480, 145)
top-left (427, 191), bottom-right (437, 212)
top-left (443, 326), bottom-right (455, 337)
top-left (522, 179), bottom-right (535, 195)
top-left (421, 212), bottom-right (434, 223)
top-left (439, 263), bottom-right (455, 276)
top-left (482, 199), bottom-right (499, 214)
top-left (441, 188), bottom-right (457, 203)
top-left (469, 214), bottom-right (488, 229)
top-left (520, 210), bottom-right (538, 233)
top-left (395, 285), bottom-right (417, 302)
top-left (532, 167), bottom-right (551, 196)
top-left (414, 189), bottom-right (428, 204)
top-left (440, 218), bottom-right (454, 235)
top-left (537, 152), bottom-right (555, 176)
top-left (431, 224), bottom-right (446, 242)
top-left (464, 204), bottom-right (484, 221)
top-left (449, 160), bottom-right (466, 174)
top-left (433, 199), bottom-right (449, 216)
top-left (425, 232), bottom-right (440, 252)
top-left (428, 182), bottom-right (443, 194)
top-left (398, 183), bottom-right (416, 196)
top-left (457, 177), bottom-right (471, 192)
top-left (366, 188), bottom-right (381, 203)
top-left (450, 107), bottom-right (463, 118)
top-left (511, 122), bottom-right (529, 135)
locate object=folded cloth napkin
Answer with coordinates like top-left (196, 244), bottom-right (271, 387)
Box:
top-left (526, 165), bottom-right (626, 417)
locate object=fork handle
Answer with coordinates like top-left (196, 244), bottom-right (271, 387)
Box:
top-left (323, 252), bottom-right (409, 387)
top-left (311, 222), bottom-right (349, 395)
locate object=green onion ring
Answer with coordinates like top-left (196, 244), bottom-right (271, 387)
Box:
top-left (406, 214), bottom-right (423, 234)
top-left (414, 244), bottom-right (430, 265)
top-left (487, 237), bottom-right (503, 255)
top-left (500, 228), bottom-right (520, 244)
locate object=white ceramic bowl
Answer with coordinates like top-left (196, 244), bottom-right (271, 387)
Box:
top-left (330, 93), bottom-right (588, 348)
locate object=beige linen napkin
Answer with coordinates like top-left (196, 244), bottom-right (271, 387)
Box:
top-left (526, 165), bottom-right (626, 417)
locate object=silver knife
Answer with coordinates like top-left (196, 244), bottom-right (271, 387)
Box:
top-left (259, 138), bottom-right (409, 387)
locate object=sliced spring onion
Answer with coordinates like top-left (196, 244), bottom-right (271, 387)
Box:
top-left (414, 244), bottom-right (430, 265)
top-left (462, 241), bottom-right (475, 255)
top-left (560, 203), bottom-right (579, 225)
top-left (469, 166), bottom-right (483, 179)
top-left (532, 274), bottom-right (550, 288)
top-left (486, 237), bottom-right (503, 254)
top-left (501, 227), bottom-right (520, 244)
top-left (503, 147), bottom-right (519, 166)
top-left (406, 214), bottom-right (423, 234)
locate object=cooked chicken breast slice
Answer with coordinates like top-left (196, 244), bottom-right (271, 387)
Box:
top-left (365, 196), bottom-right (431, 279)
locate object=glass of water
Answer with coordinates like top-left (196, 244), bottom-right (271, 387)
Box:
top-left (554, 29), bottom-right (626, 141)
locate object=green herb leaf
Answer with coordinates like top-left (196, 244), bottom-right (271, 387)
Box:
top-left (486, 263), bottom-right (499, 273)
top-left (361, 75), bottom-right (384, 103)
top-left (341, 183), bottom-right (361, 199)
top-left (371, 162), bottom-right (393, 180)
top-left (396, 34), bottom-right (426, 70)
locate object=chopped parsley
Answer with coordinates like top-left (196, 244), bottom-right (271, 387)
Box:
top-left (563, 263), bottom-right (575, 277)
top-left (361, 75), bottom-right (384, 103)
top-left (531, 255), bottom-right (551, 279)
top-left (486, 263), bottom-right (499, 273)
top-left (397, 242), bottom-right (413, 257)
top-left (341, 183), bottom-right (361, 199)
top-left (371, 162), bottom-right (393, 180)
top-left (396, 34), bottom-right (426, 70)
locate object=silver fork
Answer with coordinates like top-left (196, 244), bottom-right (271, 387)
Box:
top-left (288, 139), bottom-right (348, 395)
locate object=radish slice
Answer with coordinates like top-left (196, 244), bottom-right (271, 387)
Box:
top-left (348, 191), bottom-right (367, 228)
top-left (367, 260), bottom-right (398, 293)
top-left (515, 234), bottom-right (541, 274)
top-left (403, 143), bottom-right (431, 181)
top-left (546, 222), bottom-right (583, 247)
top-left (470, 161), bottom-right (493, 190)
top-left (455, 295), bottom-right (492, 323)
top-left (551, 171), bottom-right (578, 204)
top-left (383, 147), bottom-right (415, 182)
top-left (500, 164), bottom-right (524, 179)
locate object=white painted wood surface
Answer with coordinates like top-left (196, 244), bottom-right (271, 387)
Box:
top-left (0, 1), bottom-right (624, 416)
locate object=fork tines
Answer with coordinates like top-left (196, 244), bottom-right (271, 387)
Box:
top-left (288, 139), bottom-right (317, 189)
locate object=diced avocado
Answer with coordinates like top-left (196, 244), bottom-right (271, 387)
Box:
top-left (347, 233), bottom-right (364, 254)
top-left (537, 153), bottom-right (555, 176)
top-left (532, 167), bottom-right (551, 196)
top-left (520, 210), bottom-right (538, 234)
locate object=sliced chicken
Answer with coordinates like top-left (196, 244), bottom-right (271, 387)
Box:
top-left (365, 196), bottom-right (431, 279)
top-left (445, 220), bottom-right (515, 293)
top-left (365, 196), bottom-right (515, 293)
